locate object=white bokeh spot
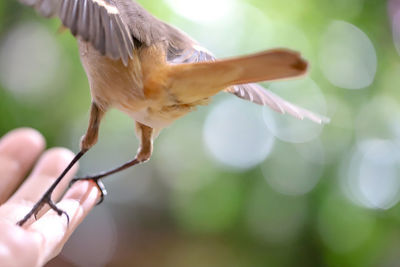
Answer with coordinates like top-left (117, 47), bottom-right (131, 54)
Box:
top-left (341, 139), bottom-right (400, 210)
top-left (0, 22), bottom-right (61, 97)
top-left (203, 98), bottom-right (275, 170)
top-left (262, 78), bottom-right (327, 144)
top-left (319, 20), bottom-right (377, 89)
top-left (261, 142), bottom-right (324, 196)
top-left (164, 0), bottom-right (236, 23)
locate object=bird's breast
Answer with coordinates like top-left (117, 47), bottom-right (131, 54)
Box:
top-left (119, 101), bottom-right (204, 129)
top-left (78, 40), bottom-right (209, 129)
top-left (78, 40), bottom-right (145, 110)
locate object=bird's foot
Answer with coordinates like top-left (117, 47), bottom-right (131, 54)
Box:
top-left (17, 190), bottom-right (69, 227)
top-left (69, 177), bottom-right (107, 205)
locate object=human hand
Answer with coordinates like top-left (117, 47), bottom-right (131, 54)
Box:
top-left (0, 128), bottom-right (100, 267)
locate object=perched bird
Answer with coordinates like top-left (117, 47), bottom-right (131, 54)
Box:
top-left (15, 0), bottom-right (329, 226)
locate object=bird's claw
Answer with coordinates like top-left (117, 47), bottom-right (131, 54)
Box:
top-left (17, 194), bottom-right (69, 226)
top-left (48, 199), bottom-right (70, 226)
top-left (69, 177), bottom-right (107, 205)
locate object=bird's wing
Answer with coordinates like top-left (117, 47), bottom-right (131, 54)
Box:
top-left (162, 24), bottom-right (215, 64)
top-left (226, 83), bottom-right (330, 124)
top-left (18, 0), bottom-right (166, 65)
top-left (166, 38), bottom-right (329, 124)
top-left (167, 42), bottom-right (216, 64)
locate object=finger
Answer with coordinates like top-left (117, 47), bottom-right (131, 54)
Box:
top-left (28, 181), bottom-right (100, 263)
top-left (0, 221), bottom-right (43, 267)
top-left (0, 128), bottom-right (45, 204)
top-left (9, 148), bottom-right (78, 207)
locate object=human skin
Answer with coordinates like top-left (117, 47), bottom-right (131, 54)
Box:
top-left (0, 128), bottom-right (100, 267)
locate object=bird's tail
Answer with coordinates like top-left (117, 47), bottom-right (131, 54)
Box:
top-left (165, 48), bottom-right (329, 124)
top-left (166, 49), bottom-right (308, 103)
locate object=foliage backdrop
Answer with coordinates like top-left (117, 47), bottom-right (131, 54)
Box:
top-left (0, 0), bottom-right (399, 266)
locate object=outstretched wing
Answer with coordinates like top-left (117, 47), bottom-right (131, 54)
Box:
top-left (17, 0), bottom-right (155, 65)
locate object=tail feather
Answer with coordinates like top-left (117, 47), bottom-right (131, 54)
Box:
top-left (166, 49), bottom-right (308, 103)
top-left (165, 48), bottom-right (329, 124)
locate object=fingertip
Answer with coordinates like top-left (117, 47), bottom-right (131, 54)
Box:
top-left (64, 181), bottom-right (90, 201)
top-left (3, 128), bottom-right (45, 147)
top-left (65, 180), bottom-right (100, 209)
top-left (87, 181), bottom-right (102, 206)
top-left (0, 128), bottom-right (46, 159)
top-left (42, 147), bottom-right (76, 162)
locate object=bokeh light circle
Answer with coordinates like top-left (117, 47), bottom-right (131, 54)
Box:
top-left (319, 20), bottom-right (377, 89)
top-left (318, 95), bottom-right (354, 164)
top-left (295, 138), bottom-right (325, 165)
top-left (355, 96), bottom-right (400, 144)
top-left (155, 111), bottom-right (218, 192)
top-left (0, 22), bottom-right (61, 97)
top-left (203, 98), bottom-right (275, 170)
top-left (261, 142), bottom-right (324, 196)
top-left (164, 0), bottom-right (236, 23)
top-left (341, 139), bottom-right (400, 210)
top-left (262, 78), bottom-right (327, 143)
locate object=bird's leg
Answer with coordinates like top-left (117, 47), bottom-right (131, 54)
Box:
top-left (70, 122), bottom-right (154, 203)
top-left (17, 103), bottom-right (105, 227)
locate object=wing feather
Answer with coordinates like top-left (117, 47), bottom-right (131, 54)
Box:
top-left (102, 7), bottom-right (117, 58)
top-left (18, 0), bottom-right (135, 65)
top-left (119, 16), bottom-right (134, 58)
top-left (228, 83), bottom-right (330, 124)
top-left (77, 0), bottom-right (88, 40)
top-left (67, 0), bottom-right (79, 35)
top-left (93, 4), bottom-right (105, 54)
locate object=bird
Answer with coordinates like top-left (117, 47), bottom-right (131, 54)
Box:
top-left (15, 0), bottom-right (329, 226)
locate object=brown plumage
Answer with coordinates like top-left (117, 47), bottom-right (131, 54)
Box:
top-left (16, 0), bottom-right (329, 226)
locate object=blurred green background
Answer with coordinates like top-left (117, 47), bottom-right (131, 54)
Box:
top-left (1, 0), bottom-right (400, 266)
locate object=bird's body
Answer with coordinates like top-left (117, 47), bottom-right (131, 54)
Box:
top-left (79, 40), bottom-right (206, 131)
top-left (16, 0), bottom-right (329, 226)
top-left (19, 0), bottom-right (329, 132)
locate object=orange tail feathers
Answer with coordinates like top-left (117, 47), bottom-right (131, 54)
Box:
top-left (166, 49), bottom-right (308, 103)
